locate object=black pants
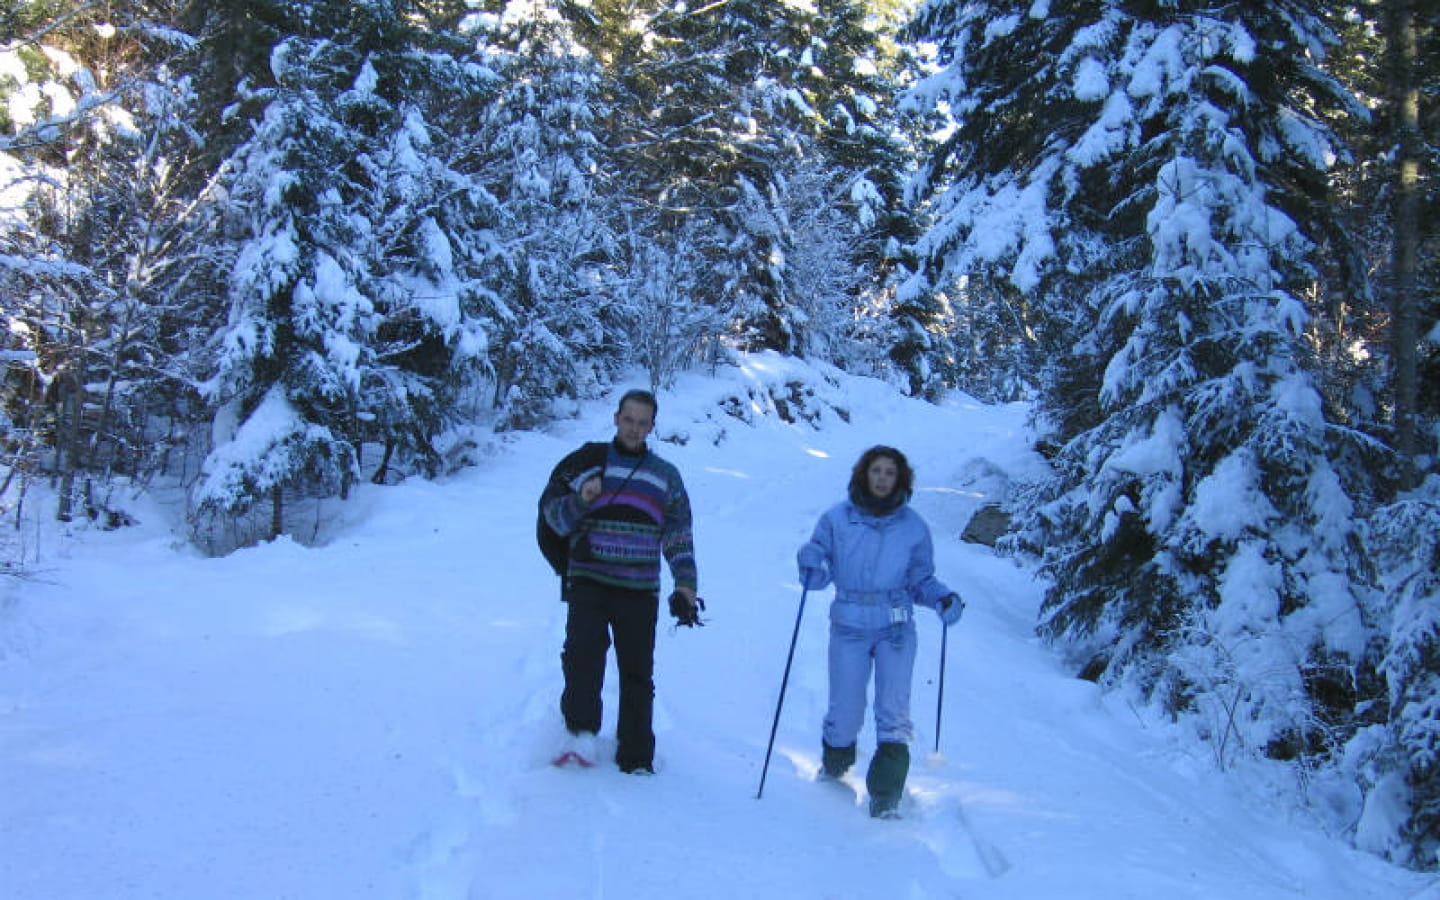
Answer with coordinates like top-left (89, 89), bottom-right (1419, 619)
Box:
top-left (560, 578), bottom-right (659, 769)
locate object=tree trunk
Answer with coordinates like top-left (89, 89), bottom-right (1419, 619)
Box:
top-left (1388, 0), bottom-right (1421, 488)
top-left (270, 485), bottom-right (283, 540)
top-left (372, 441), bottom-right (395, 484)
top-left (55, 375), bottom-right (82, 523)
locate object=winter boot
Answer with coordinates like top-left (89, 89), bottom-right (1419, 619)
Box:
top-left (865, 742), bottom-right (909, 819)
top-left (821, 741), bottom-right (857, 780)
top-left (618, 758), bottom-right (655, 775)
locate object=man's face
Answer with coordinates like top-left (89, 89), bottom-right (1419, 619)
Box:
top-left (614, 399), bottom-right (655, 452)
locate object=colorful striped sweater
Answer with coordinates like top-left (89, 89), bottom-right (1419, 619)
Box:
top-left (542, 441), bottom-right (697, 594)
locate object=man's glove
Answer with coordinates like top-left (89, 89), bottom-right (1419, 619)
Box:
top-left (670, 591), bottom-right (706, 627)
top-left (938, 593), bottom-right (965, 627)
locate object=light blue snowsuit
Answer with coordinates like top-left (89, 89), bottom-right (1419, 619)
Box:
top-left (798, 498), bottom-right (954, 748)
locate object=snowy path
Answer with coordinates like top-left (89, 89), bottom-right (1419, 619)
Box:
top-left (1, 361), bottom-right (1429, 899)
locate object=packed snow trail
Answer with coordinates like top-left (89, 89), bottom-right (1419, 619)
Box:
top-left (0, 357), bottom-right (1427, 899)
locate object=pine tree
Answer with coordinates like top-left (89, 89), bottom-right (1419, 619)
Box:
top-left (192, 0), bottom-right (500, 537)
top-left (351, 97), bottom-right (503, 479)
top-left (463, 2), bottom-right (622, 429)
top-left (908, 0), bottom-right (1376, 772)
top-left (1361, 491), bottom-right (1440, 868)
top-left (589, 0), bottom-right (798, 351)
top-left (1319, 4), bottom-right (1440, 867)
top-left (810, 0), bottom-right (953, 394)
top-left (582, 0), bottom-right (923, 365)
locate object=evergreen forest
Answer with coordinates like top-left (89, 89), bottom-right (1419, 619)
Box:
top-left (2, 0), bottom-right (1436, 871)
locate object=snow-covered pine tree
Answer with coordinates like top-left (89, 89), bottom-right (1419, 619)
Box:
top-left (898, 1), bottom-right (1079, 402)
top-left (193, 21), bottom-right (374, 534)
top-left (1357, 487), bottom-right (1440, 868)
top-left (589, 0), bottom-right (920, 367)
top-left (584, 0), bottom-right (803, 353)
top-left (1348, 1), bottom-right (1440, 869)
top-left (351, 97), bottom-right (504, 479)
top-left (807, 0), bottom-right (921, 274)
top-left (462, 2), bottom-right (620, 429)
top-left (766, 159), bottom-right (873, 367)
top-left (192, 0), bottom-right (499, 538)
top-left (907, 0), bottom-right (1377, 790)
top-left (177, 0), bottom-right (299, 168)
top-left (808, 0), bottom-right (956, 394)
top-left (1260, 9), bottom-right (1440, 864)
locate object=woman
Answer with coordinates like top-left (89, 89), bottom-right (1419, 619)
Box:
top-left (796, 445), bottom-right (963, 818)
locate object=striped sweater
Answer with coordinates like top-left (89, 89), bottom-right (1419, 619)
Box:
top-left (542, 441), bottom-right (697, 594)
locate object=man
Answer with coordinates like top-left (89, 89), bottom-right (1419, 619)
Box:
top-left (540, 389), bottom-right (699, 773)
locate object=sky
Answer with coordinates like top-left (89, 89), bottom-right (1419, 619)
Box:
top-left (0, 352), bottom-right (1432, 899)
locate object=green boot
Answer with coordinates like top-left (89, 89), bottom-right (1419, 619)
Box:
top-left (865, 742), bottom-right (909, 818)
top-left (821, 740), bottom-right (856, 779)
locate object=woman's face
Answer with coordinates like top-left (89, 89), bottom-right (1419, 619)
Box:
top-left (866, 456), bottom-right (899, 498)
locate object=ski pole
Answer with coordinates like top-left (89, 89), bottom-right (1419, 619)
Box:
top-left (756, 586), bottom-right (809, 800)
top-left (934, 622), bottom-right (948, 756)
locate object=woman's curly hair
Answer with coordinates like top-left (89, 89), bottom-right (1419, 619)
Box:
top-left (848, 445), bottom-right (914, 503)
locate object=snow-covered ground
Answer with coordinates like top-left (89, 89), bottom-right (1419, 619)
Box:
top-left (1, 354), bottom-right (1431, 899)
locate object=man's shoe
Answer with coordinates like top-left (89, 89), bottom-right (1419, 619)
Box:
top-left (869, 796), bottom-right (902, 819)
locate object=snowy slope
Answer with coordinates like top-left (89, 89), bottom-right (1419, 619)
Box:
top-left (0, 354), bottom-right (1429, 899)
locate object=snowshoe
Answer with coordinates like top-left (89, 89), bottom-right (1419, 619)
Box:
top-left (552, 731), bottom-right (598, 768)
top-left (551, 751), bottom-right (595, 768)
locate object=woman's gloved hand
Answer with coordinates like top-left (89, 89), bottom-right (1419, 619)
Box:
top-left (796, 543), bottom-right (830, 590)
top-left (938, 593), bottom-right (965, 627)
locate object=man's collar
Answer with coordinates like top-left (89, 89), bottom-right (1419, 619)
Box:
top-left (611, 438), bottom-right (647, 457)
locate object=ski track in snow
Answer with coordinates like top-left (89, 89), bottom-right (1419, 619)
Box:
top-left (1, 359), bottom-right (1430, 900)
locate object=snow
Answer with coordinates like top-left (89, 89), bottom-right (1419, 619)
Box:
top-left (1356, 772), bottom-right (1413, 858)
top-left (355, 59), bottom-right (379, 95)
top-left (0, 355), bottom-right (1426, 899)
top-left (1190, 449), bottom-right (1277, 542)
top-left (1128, 25), bottom-right (1185, 101)
top-left (984, 15), bottom-right (1021, 44)
top-left (1072, 57), bottom-right (1109, 102)
top-left (1214, 539), bottom-right (1283, 641)
top-left (933, 164), bottom-right (1059, 293)
top-left (190, 384), bottom-right (337, 511)
top-left (1102, 406), bottom-right (1183, 480)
